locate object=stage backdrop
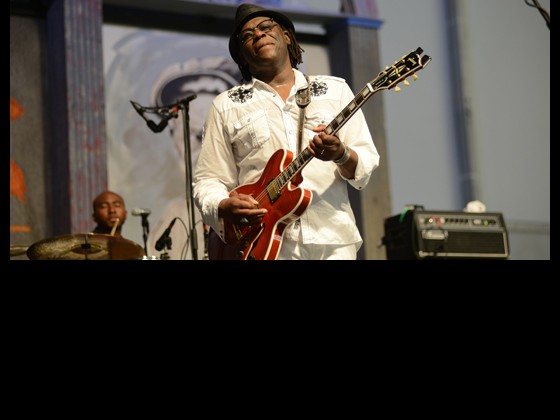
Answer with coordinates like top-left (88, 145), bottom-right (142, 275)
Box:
top-left (10, 15), bottom-right (50, 259)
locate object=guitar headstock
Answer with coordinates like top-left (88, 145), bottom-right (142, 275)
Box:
top-left (372, 47), bottom-right (431, 92)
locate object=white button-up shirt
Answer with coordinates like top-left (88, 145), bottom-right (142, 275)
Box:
top-left (193, 69), bottom-right (380, 247)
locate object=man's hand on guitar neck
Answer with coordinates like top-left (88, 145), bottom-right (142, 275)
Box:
top-left (309, 125), bottom-right (358, 179)
top-left (309, 124), bottom-right (343, 161)
top-left (218, 191), bottom-right (267, 226)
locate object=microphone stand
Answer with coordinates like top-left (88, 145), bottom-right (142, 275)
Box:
top-left (140, 214), bottom-right (149, 256)
top-left (159, 240), bottom-right (171, 260)
top-left (178, 95), bottom-right (199, 260)
top-left (129, 95), bottom-right (199, 260)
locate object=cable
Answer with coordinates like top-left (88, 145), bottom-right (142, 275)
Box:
top-left (180, 218), bottom-right (205, 260)
top-left (524, 0), bottom-right (550, 29)
top-left (399, 208), bottom-right (411, 224)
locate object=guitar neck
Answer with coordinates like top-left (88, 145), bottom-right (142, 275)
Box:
top-left (275, 47), bottom-right (431, 190)
top-left (276, 147), bottom-right (314, 189)
top-left (324, 84), bottom-right (376, 136)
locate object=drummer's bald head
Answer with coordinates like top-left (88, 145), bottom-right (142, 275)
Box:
top-left (93, 190), bottom-right (126, 211)
top-left (91, 190), bottom-right (128, 237)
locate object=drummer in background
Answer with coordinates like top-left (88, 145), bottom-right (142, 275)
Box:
top-left (91, 190), bottom-right (128, 238)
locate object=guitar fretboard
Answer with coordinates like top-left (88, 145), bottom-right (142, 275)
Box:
top-left (266, 47), bottom-right (431, 199)
top-left (267, 148), bottom-right (314, 199)
top-left (324, 84), bottom-right (376, 137)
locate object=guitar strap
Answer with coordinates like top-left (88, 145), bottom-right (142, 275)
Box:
top-left (295, 75), bottom-right (311, 154)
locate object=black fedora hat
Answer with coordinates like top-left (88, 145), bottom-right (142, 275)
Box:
top-left (228, 3), bottom-right (295, 64)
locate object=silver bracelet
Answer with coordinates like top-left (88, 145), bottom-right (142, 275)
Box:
top-left (334, 145), bottom-right (351, 166)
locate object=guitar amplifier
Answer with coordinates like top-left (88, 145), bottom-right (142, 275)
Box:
top-left (383, 208), bottom-right (510, 259)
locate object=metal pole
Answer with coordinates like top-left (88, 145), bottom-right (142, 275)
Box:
top-left (179, 96), bottom-right (198, 260)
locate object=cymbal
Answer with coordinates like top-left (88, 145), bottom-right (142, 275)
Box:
top-left (10, 244), bottom-right (29, 257)
top-left (26, 233), bottom-right (145, 260)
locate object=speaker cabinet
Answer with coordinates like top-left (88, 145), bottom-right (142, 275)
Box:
top-left (383, 209), bottom-right (509, 260)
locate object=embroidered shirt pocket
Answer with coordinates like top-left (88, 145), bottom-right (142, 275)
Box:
top-left (233, 109), bottom-right (271, 149)
top-left (305, 111), bottom-right (334, 133)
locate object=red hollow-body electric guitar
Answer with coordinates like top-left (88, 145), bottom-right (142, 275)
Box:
top-left (209, 47), bottom-right (432, 260)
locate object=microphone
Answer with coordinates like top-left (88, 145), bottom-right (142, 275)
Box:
top-left (131, 208), bottom-right (151, 216)
top-left (155, 217), bottom-right (177, 251)
top-left (149, 112), bottom-right (174, 133)
top-left (130, 100), bottom-right (160, 132)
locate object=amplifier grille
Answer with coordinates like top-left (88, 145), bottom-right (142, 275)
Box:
top-left (417, 231), bottom-right (509, 258)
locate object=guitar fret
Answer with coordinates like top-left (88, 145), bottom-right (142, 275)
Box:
top-left (285, 166), bottom-right (293, 179)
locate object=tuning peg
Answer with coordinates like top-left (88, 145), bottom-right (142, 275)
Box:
top-left (404, 80), bottom-right (410, 86)
top-left (413, 74), bottom-right (418, 80)
top-left (394, 86), bottom-right (401, 92)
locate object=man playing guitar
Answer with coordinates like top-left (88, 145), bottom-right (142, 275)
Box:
top-left (193, 3), bottom-right (380, 260)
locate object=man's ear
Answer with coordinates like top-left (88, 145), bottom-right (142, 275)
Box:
top-left (284, 30), bottom-right (291, 45)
